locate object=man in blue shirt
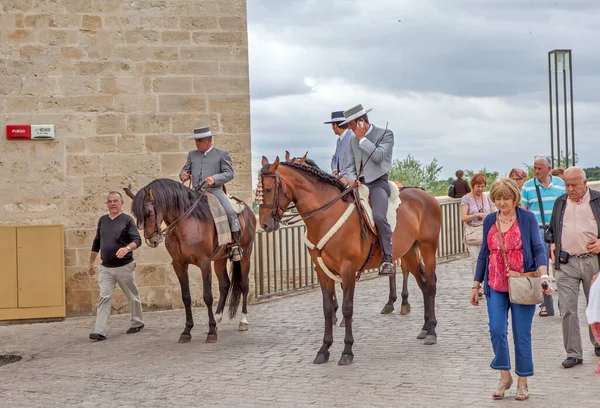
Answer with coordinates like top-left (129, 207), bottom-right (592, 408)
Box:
top-left (324, 111), bottom-right (353, 178)
top-left (521, 155), bottom-right (566, 316)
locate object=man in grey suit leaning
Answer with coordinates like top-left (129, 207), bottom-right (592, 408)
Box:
top-left (180, 126), bottom-right (242, 261)
top-left (343, 104), bottom-right (396, 276)
top-left (324, 110), bottom-right (353, 178)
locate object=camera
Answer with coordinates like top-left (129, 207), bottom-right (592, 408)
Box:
top-left (543, 226), bottom-right (553, 244)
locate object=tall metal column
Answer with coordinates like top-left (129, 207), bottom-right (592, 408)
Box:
top-left (548, 49), bottom-right (575, 168)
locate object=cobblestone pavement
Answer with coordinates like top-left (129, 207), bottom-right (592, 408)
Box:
top-left (1, 258), bottom-right (598, 407)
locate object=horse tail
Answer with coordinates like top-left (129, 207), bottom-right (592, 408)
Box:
top-left (228, 260), bottom-right (243, 319)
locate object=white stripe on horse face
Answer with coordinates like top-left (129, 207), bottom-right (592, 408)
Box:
top-left (240, 313), bottom-right (248, 324)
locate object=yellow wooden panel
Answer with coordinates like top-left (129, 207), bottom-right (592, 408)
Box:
top-left (0, 227), bottom-right (18, 309)
top-left (17, 225), bottom-right (65, 308)
top-left (0, 305), bottom-right (65, 321)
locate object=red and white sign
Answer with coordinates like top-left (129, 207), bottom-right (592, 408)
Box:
top-left (6, 124), bottom-right (31, 139)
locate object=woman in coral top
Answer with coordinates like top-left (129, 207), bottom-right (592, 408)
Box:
top-left (470, 178), bottom-right (552, 401)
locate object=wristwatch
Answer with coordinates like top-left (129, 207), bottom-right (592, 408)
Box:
top-left (126, 245), bottom-right (131, 252)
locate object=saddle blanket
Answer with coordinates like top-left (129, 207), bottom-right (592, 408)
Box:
top-left (206, 193), bottom-right (245, 247)
top-left (357, 181), bottom-right (401, 232)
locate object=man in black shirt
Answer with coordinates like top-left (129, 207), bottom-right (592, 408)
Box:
top-left (88, 191), bottom-right (144, 341)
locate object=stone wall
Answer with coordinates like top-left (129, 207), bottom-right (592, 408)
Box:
top-left (0, 0), bottom-right (251, 316)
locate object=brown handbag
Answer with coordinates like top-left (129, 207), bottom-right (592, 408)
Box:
top-left (496, 216), bottom-right (544, 305)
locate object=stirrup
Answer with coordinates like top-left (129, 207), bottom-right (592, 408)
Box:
top-left (378, 261), bottom-right (395, 276)
top-left (229, 245), bottom-right (243, 262)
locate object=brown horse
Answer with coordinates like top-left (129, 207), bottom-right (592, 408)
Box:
top-left (284, 151), bottom-right (420, 321)
top-left (124, 178), bottom-right (256, 343)
top-left (258, 157), bottom-right (441, 365)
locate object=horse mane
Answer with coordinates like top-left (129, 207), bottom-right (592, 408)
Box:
top-left (132, 178), bottom-right (212, 222)
top-left (292, 157), bottom-right (321, 169)
top-left (261, 161), bottom-right (346, 192)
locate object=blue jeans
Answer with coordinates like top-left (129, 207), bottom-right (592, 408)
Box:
top-left (487, 288), bottom-right (536, 377)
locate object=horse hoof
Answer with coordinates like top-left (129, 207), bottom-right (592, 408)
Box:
top-left (400, 304), bottom-right (411, 315)
top-left (238, 322), bottom-right (249, 331)
top-left (313, 351), bottom-right (330, 364)
top-left (380, 304), bottom-right (394, 314)
top-left (338, 353), bottom-right (354, 366)
top-left (206, 333), bottom-right (218, 343)
top-left (424, 335), bottom-right (437, 345)
top-left (178, 334), bottom-right (192, 343)
top-left (416, 330), bottom-right (428, 340)
top-left (339, 317), bottom-right (345, 327)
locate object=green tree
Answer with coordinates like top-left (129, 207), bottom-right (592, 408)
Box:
top-left (584, 166), bottom-right (600, 181)
top-left (389, 154), bottom-right (447, 196)
top-left (463, 168), bottom-right (500, 191)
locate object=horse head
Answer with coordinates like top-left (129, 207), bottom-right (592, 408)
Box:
top-left (258, 156), bottom-right (293, 232)
top-left (124, 184), bottom-right (164, 248)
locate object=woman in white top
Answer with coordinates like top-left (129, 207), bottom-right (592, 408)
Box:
top-left (461, 173), bottom-right (495, 297)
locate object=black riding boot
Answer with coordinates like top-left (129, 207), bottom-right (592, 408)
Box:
top-left (230, 231), bottom-right (243, 262)
top-left (378, 254), bottom-right (395, 276)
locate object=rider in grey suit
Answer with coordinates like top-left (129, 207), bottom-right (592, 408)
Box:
top-left (343, 104), bottom-right (395, 276)
top-left (180, 126), bottom-right (242, 261)
top-left (324, 111), bottom-right (353, 177)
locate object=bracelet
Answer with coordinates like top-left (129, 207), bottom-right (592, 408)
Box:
top-left (540, 274), bottom-right (548, 279)
top-left (471, 286), bottom-right (480, 289)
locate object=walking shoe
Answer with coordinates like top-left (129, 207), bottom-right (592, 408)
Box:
top-left (89, 333), bottom-right (106, 341)
top-left (595, 346), bottom-right (600, 357)
top-left (561, 357), bottom-right (583, 368)
top-left (126, 324), bottom-right (144, 334)
top-left (378, 255), bottom-right (395, 276)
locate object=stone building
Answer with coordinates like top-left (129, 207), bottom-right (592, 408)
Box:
top-left (0, 0), bottom-right (252, 316)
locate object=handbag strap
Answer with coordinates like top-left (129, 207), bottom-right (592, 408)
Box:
top-left (495, 215), bottom-right (510, 277)
top-left (534, 180), bottom-right (546, 228)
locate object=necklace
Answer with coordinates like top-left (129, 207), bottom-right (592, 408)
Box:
top-left (473, 193), bottom-right (484, 213)
top-left (499, 214), bottom-right (515, 224)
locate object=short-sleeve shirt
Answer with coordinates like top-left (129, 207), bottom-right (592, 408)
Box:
top-left (461, 193), bottom-right (494, 227)
top-left (521, 176), bottom-right (566, 226)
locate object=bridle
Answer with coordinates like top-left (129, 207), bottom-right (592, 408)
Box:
top-left (258, 172), bottom-right (293, 223)
top-left (143, 188), bottom-right (206, 245)
top-left (258, 170), bottom-right (356, 226)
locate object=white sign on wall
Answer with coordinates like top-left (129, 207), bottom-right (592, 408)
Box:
top-left (31, 125), bottom-right (55, 139)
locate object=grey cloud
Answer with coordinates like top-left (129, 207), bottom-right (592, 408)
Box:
top-left (246, 0), bottom-right (600, 185)
top-left (248, 0), bottom-right (600, 100)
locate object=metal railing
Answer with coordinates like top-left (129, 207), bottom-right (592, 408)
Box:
top-left (253, 199), bottom-right (466, 300)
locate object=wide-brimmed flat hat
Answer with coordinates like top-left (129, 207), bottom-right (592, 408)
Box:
top-left (340, 104), bottom-right (372, 125)
top-left (323, 111), bottom-right (346, 124)
top-left (186, 126), bottom-right (221, 140)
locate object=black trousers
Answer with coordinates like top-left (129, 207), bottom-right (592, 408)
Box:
top-left (365, 177), bottom-right (392, 256)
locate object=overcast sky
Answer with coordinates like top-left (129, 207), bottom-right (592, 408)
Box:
top-left (246, 0), bottom-right (600, 184)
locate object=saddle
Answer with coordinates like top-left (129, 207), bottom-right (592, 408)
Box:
top-left (356, 181), bottom-right (402, 234)
top-left (206, 193), bottom-right (245, 247)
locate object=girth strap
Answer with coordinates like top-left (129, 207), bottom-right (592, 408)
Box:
top-left (304, 204), bottom-right (356, 283)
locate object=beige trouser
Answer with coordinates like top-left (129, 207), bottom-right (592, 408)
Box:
top-left (93, 261), bottom-right (144, 336)
top-left (556, 255), bottom-right (600, 359)
top-left (466, 242), bottom-right (481, 275)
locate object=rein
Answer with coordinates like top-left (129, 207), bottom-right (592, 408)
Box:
top-left (259, 172), bottom-right (356, 226)
top-left (145, 181), bottom-right (207, 243)
top-left (259, 170), bottom-right (370, 239)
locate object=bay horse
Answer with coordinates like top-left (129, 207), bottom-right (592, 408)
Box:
top-left (258, 156), bottom-right (441, 365)
top-left (284, 151), bottom-right (421, 321)
top-left (124, 178), bottom-right (256, 343)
